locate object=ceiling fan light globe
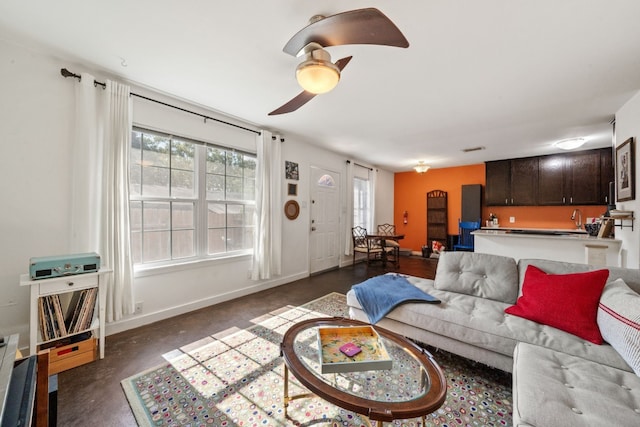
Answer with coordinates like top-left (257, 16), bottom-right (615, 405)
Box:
top-left (296, 60), bottom-right (340, 94)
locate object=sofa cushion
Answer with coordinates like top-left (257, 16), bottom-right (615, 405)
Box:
top-left (597, 278), bottom-right (640, 375)
top-left (434, 251), bottom-right (519, 304)
top-left (505, 265), bottom-right (608, 344)
top-left (512, 342), bottom-right (640, 427)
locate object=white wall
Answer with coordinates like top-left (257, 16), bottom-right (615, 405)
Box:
top-left (0, 39), bottom-right (76, 345)
top-left (614, 90), bottom-right (640, 268)
top-left (375, 169), bottom-right (395, 225)
top-left (0, 38), bottom-right (394, 348)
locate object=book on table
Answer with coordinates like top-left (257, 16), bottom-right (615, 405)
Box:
top-left (317, 325), bottom-right (393, 374)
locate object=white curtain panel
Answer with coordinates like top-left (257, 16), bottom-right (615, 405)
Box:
top-left (102, 80), bottom-right (134, 321)
top-left (70, 73), bottom-right (134, 322)
top-left (344, 160), bottom-right (354, 256)
top-left (70, 73), bottom-right (103, 252)
top-left (370, 167), bottom-right (377, 231)
top-left (251, 131), bottom-right (282, 280)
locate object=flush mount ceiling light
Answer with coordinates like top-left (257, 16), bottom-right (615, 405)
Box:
top-left (553, 137), bottom-right (586, 150)
top-left (414, 161), bottom-right (430, 173)
top-left (296, 46), bottom-right (341, 94)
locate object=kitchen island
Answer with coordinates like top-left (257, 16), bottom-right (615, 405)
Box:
top-left (473, 228), bottom-right (622, 267)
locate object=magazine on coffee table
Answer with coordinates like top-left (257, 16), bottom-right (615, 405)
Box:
top-left (317, 325), bottom-right (392, 374)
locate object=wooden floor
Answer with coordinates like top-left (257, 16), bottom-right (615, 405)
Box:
top-left (56, 256), bottom-right (438, 426)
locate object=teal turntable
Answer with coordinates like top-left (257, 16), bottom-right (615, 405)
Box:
top-left (29, 252), bottom-right (101, 280)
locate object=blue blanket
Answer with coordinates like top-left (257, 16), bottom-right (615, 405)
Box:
top-left (352, 274), bottom-right (441, 324)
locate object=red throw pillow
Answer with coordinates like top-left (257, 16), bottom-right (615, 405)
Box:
top-left (505, 265), bottom-right (609, 344)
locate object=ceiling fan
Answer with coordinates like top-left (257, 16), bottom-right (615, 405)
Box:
top-left (268, 8), bottom-right (409, 116)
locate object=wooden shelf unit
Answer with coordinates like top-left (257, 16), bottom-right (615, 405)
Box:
top-left (19, 270), bottom-right (111, 372)
top-left (427, 190), bottom-right (448, 249)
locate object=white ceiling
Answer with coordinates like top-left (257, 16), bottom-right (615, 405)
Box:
top-left (2, 0), bottom-right (640, 172)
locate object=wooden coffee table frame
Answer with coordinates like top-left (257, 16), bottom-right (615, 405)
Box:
top-left (280, 317), bottom-right (446, 426)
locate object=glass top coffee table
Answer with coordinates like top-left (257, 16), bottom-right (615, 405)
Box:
top-left (280, 317), bottom-right (446, 426)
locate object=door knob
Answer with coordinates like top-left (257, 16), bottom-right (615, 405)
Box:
top-left (311, 227), bottom-right (316, 231)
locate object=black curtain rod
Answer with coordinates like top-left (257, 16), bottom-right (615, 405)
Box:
top-left (346, 160), bottom-right (373, 171)
top-left (60, 68), bottom-right (261, 136)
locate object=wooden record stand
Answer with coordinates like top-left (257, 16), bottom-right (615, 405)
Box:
top-left (426, 190), bottom-right (448, 251)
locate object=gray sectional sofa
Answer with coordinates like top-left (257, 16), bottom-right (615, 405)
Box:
top-left (346, 251), bottom-right (640, 426)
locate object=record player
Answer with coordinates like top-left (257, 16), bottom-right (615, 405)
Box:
top-left (29, 252), bottom-right (101, 280)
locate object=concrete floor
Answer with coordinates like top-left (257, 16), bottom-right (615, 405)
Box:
top-left (55, 256), bottom-right (438, 426)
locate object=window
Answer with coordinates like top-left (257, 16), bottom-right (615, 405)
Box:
top-left (129, 128), bottom-right (255, 266)
top-left (353, 176), bottom-right (371, 230)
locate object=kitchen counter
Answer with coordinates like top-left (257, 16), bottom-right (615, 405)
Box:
top-left (480, 226), bottom-right (588, 234)
top-left (472, 229), bottom-right (621, 266)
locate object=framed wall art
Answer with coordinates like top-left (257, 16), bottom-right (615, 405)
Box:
top-left (285, 161), bottom-right (299, 180)
top-left (616, 137), bottom-right (635, 202)
top-left (284, 200), bottom-right (300, 220)
top-left (288, 183), bottom-right (297, 196)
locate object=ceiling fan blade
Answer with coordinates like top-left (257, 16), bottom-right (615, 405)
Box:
top-left (283, 8), bottom-right (409, 56)
top-left (268, 91), bottom-right (317, 116)
top-left (334, 55), bottom-right (353, 70)
top-left (269, 56), bottom-right (353, 116)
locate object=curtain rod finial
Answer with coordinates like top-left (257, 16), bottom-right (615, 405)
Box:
top-left (60, 68), bottom-right (80, 80)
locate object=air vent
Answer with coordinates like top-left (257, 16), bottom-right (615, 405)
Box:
top-left (462, 146), bottom-right (486, 153)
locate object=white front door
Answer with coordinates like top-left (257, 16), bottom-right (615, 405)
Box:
top-left (309, 166), bottom-right (341, 274)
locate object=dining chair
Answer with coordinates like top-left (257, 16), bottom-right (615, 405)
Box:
top-left (377, 223), bottom-right (401, 267)
top-left (352, 226), bottom-right (391, 266)
top-left (453, 219), bottom-right (481, 251)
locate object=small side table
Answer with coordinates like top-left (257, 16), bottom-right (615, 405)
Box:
top-left (19, 269), bottom-right (112, 360)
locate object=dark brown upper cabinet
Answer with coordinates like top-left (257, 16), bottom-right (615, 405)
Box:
top-left (565, 150), bottom-right (601, 205)
top-left (600, 148), bottom-right (614, 205)
top-left (510, 157), bottom-right (538, 205)
top-left (486, 148), bottom-right (612, 206)
top-left (485, 158), bottom-right (538, 206)
top-left (538, 154), bottom-right (566, 205)
top-left (485, 160), bottom-right (511, 206)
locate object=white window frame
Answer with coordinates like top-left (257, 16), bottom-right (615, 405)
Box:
top-left (353, 175), bottom-right (372, 231)
top-left (129, 127), bottom-right (256, 270)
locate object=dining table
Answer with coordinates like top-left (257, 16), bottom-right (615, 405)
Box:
top-left (366, 233), bottom-right (405, 268)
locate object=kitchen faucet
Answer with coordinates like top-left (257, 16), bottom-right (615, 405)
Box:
top-left (571, 209), bottom-right (583, 229)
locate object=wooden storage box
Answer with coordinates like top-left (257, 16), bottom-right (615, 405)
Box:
top-left (317, 325), bottom-right (392, 374)
top-left (47, 337), bottom-right (97, 375)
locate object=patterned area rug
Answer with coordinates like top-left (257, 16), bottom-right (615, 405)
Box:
top-left (121, 292), bottom-right (512, 426)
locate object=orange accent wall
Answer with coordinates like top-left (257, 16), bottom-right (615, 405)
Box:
top-left (394, 164), bottom-right (609, 252)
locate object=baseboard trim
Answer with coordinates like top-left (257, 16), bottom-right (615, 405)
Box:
top-left (105, 271), bottom-right (309, 336)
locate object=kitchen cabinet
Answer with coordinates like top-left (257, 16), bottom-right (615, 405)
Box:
top-left (538, 151), bottom-right (600, 205)
top-left (485, 158), bottom-right (537, 205)
top-left (600, 147), bottom-right (614, 205)
top-left (538, 154), bottom-right (566, 205)
top-left (485, 160), bottom-right (510, 206)
top-left (487, 148), bottom-right (612, 206)
top-left (566, 150), bottom-right (601, 204)
top-left (510, 157), bottom-right (538, 205)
